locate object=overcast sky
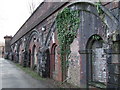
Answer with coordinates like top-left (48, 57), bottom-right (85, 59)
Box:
top-left (0, 0), bottom-right (43, 43)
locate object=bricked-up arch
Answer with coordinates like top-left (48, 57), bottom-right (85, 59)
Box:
top-left (26, 30), bottom-right (40, 51)
top-left (50, 43), bottom-right (57, 79)
top-left (26, 30), bottom-right (40, 68)
top-left (32, 45), bottom-right (38, 70)
top-left (8, 1), bottom-right (119, 88)
top-left (76, 9), bottom-right (107, 87)
top-left (43, 49), bottom-right (50, 78)
top-left (86, 34), bottom-right (107, 88)
top-left (52, 2), bottom-right (118, 85)
top-left (60, 2), bottom-right (119, 88)
top-left (16, 39), bottom-right (22, 63)
top-left (28, 49), bottom-right (31, 67)
top-left (67, 2), bottom-right (118, 31)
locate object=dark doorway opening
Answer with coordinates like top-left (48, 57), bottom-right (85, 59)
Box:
top-left (43, 49), bottom-right (50, 78)
top-left (28, 49), bottom-right (31, 67)
top-left (32, 45), bottom-right (37, 70)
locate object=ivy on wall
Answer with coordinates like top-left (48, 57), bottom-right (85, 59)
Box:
top-left (92, 35), bottom-right (101, 40)
top-left (95, 1), bottom-right (104, 15)
top-left (56, 8), bottom-right (80, 69)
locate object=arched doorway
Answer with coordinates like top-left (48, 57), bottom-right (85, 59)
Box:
top-left (51, 44), bottom-right (58, 79)
top-left (26, 30), bottom-right (40, 69)
top-left (43, 49), bottom-right (50, 78)
top-left (86, 35), bottom-right (107, 88)
top-left (32, 45), bottom-right (37, 70)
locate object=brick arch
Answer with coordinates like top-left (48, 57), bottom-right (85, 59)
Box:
top-left (18, 44), bottom-right (23, 64)
top-left (27, 30), bottom-right (40, 69)
top-left (26, 30), bottom-right (40, 51)
top-left (86, 34), bottom-right (103, 50)
top-left (43, 49), bottom-right (50, 78)
top-left (44, 21), bottom-right (56, 47)
top-left (16, 39), bottom-right (22, 63)
top-left (66, 2), bottom-right (118, 30)
top-left (50, 43), bottom-right (57, 78)
top-left (29, 41), bottom-right (39, 68)
top-left (86, 34), bottom-right (106, 88)
top-left (31, 44), bottom-right (38, 70)
top-left (16, 39), bottom-right (22, 53)
top-left (54, 2), bottom-right (118, 36)
top-left (28, 49), bottom-right (31, 67)
top-left (54, 2), bottom-right (118, 86)
top-left (51, 43), bottom-right (57, 54)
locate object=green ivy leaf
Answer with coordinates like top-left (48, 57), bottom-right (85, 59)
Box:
top-left (56, 7), bottom-right (80, 68)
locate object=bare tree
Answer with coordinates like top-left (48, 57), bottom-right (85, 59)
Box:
top-left (28, 0), bottom-right (42, 14)
top-left (28, 0), bottom-right (36, 14)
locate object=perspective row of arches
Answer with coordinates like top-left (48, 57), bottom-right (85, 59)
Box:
top-left (8, 2), bottom-right (120, 89)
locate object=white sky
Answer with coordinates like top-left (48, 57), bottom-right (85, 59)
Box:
top-left (0, 0), bottom-right (43, 43)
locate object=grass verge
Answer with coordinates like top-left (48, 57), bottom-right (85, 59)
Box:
top-left (15, 63), bottom-right (46, 81)
top-left (15, 63), bottom-right (79, 88)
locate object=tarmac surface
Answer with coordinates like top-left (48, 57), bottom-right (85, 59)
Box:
top-left (0, 58), bottom-right (53, 89)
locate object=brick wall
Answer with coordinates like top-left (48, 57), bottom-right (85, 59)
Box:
top-left (67, 38), bottom-right (81, 86)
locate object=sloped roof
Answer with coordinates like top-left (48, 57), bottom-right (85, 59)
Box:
top-left (11, 2), bottom-right (67, 45)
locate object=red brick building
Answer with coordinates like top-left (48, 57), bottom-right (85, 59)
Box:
top-left (4, 1), bottom-right (120, 89)
top-left (4, 36), bottom-right (12, 59)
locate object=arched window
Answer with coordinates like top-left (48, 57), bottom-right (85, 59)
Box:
top-left (87, 35), bottom-right (107, 88)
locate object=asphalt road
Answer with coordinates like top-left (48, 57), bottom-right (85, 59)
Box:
top-left (0, 58), bottom-right (52, 89)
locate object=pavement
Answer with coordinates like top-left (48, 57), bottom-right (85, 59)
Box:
top-left (0, 58), bottom-right (55, 89)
